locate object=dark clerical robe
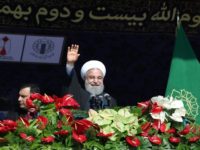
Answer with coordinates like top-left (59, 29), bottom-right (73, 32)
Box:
top-left (62, 69), bottom-right (117, 110)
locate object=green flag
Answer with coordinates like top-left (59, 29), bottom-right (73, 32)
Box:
top-left (165, 24), bottom-right (200, 124)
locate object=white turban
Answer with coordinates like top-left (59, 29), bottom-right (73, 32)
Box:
top-left (80, 60), bottom-right (106, 79)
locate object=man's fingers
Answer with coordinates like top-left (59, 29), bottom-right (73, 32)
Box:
top-left (75, 44), bottom-right (79, 51)
top-left (67, 46), bottom-right (71, 51)
top-left (72, 44), bottom-right (79, 50)
top-left (68, 44), bottom-right (79, 52)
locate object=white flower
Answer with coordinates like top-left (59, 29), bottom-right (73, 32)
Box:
top-left (170, 99), bottom-right (184, 109)
top-left (151, 96), bottom-right (184, 110)
top-left (151, 96), bottom-right (171, 109)
top-left (150, 111), bottom-right (166, 123)
top-left (150, 95), bottom-right (187, 123)
top-left (169, 107), bottom-right (186, 122)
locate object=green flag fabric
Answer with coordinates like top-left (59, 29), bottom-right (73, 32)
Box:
top-left (165, 24), bottom-right (200, 124)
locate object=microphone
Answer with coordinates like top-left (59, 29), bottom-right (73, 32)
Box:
top-left (89, 94), bottom-right (104, 109)
top-left (89, 93), bottom-right (112, 109)
top-left (102, 93), bottom-right (111, 108)
top-left (89, 95), bottom-right (97, 109)
top-left (97, 95), bottom-right (103, 108)
top-left (104, 93), bottom-right (112, 101)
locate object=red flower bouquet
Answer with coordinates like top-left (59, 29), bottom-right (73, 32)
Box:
top-left (0, 94), bottom-right (199, 150)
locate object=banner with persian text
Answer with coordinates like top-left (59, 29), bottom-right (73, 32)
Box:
top-left (0, 0), bottom-right (200, 34)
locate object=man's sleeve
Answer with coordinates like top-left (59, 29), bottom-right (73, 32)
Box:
top-left (66, 63), bottom-right (74, 76)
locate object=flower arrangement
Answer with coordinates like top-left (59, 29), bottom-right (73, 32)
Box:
top-left (87, 107), bottom-right (141, 149)
top-left (0, 94), bottom-right (199, 150)
top-left (137, 96), bottom-right (200, 150)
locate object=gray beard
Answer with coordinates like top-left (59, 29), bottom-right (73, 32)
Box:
top-left (85, 82), bottom-right (104, 96)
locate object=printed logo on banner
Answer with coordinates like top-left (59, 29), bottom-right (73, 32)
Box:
top-left (0, 34), bottom-right (25, 62)
top-left (0, 36), bottom-right (10, 56)
top-left (32, 38), bottom-right (55, 59)
top-left (22, 35), bottom-right (64, 64)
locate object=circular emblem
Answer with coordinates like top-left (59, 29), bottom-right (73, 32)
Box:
top-left (32, 39), bottom-right (54, 55)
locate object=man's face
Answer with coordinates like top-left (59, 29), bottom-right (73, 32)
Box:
top-left (18, 87), bottom-right (31, 109)
top-left (84, 68), bottom-right (104, 95)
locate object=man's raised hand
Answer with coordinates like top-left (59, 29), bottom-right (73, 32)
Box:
top-left (67, 44), bottom-right (80, 64)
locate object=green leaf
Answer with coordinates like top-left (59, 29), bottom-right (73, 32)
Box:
top-left (104, 140), bottom-right (129, 150)
top-left (138, 137), bottom-right (153, 150)
top-left (130, 106), bottom-right (142, 117)
top-left (83, 140), bottom-right (104, 150)
top-left (71, 109), bottom-right (89, 119)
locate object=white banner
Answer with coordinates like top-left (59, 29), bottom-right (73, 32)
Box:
top-left (22, 35), bottom-right (64, 64)
top-left (0, 34), bottom-right (25, 62)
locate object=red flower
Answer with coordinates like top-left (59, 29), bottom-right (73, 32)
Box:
top-left (96, 132), bottom-right (113, 138)
top-left (41, 94), bottom-right (54, 104)
top-left (54, 130), bottom-right (69, 136)
top-left (30, 93), bottom-right (43, 100)
top-left (141, 122), bottom-right (151, 131)
top-left (54, 97), bottom-right (63, 110)
top-left (160, 123), bottom-right (167, 132)
top-left (41, 136), bottom-right (55, 143)
top-left (64, 95), bottom-right (80, 108)
top-left (36, 116), bottom-right (48, 130)
top-left (0, 126), bottom-right (9, 133)
top-left (59, 108), bottom-right (72, 115)
top-left (166, 128), bottom-right (176, 134)
top-left (73, 119), bottom-right (93, 134)
top-left (126, 136), bottom-right (141, 147)
top-left (152, 120), bottom-right (160, 130)
top-left (59, 108), bottom-right (74, 123)
top-left (188, 136), bottom-right (199, 143)
top-left (137, 100), bottom-right (150, 113)
top-left (2, 120), bottom-right (17, 131)
top-left (26, 97), bottom-right (36, 109)
top-left (56, 94), bottom-right (80, 109)
top-left (57, 120), bottom-right (63, 129)
top-left (19, 133), bottom-right (35, 142)
top-left (151, 103), bottom-right (163, 114)
top-left (19, 132), bottom-right (27, 139)
top-left (148, 135), bottom-right (162, 145)
top-left (140, 122), bottom-right (151, 137)
top-left (17, 117), bottom-right (30, 127)
top-left (140, 131), bottom-right (149, 137)
top-left (179, 124), bottom-right (190, 135)
top-left (169, 136), bottom-right (181, 144)
top-left (72, 130), bottom-right (87, 143)
top-left (24, 135), bottom-right (35, 142)
top-left (152, 120), bottom-right (166, 132)
top-left (2, 120), bottom-right (17, 127)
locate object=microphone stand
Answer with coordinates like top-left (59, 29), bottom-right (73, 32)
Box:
top-left (89, 96), bottom-right (102, 109)
top-left (89, 93), bottom-right (111, 109)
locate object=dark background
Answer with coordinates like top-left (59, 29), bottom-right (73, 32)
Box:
top-left (2, 31), bottom-right (200, 110)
